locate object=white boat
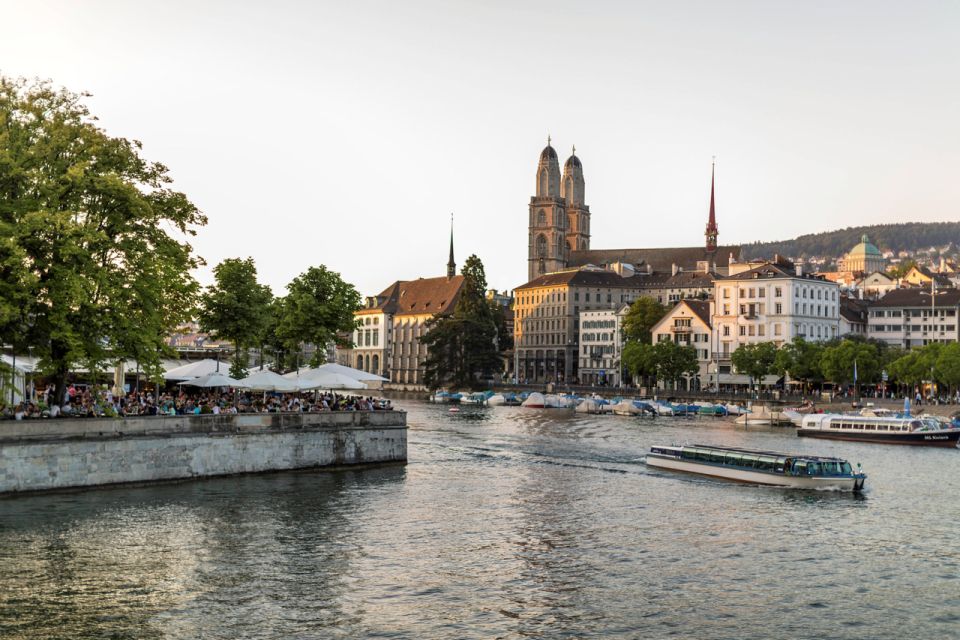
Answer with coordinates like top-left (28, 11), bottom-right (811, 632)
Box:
top-left (610, 400), bottom-right (642, 416)
top-left (487, 393), bottom-right (507, 406)
top-left (575, 399), bottom-right (610, 414)
top-left (653, 401), bottom-right (675, 416)
top-left (799, 413), bottom-right (960, 447)
top-left (521, 392), bottom-right (546, 408)
top-left (734, 405), bottom-right (792, 426)
top-left (724, 403), bottom-right (748, 416)
top-left (645, 444), bottom-right (866, 491)
top-left (460, 392), bottom-right (488, 406)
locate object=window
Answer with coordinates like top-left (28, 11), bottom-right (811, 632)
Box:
top-left (723, 288), bottom-right (730, 299)
top-left (775, 303), bottom-right (782, 314)
top-left (537, 209), bottom-right (546, 225)
top-left (758, 325), bottom-right (765, 336)
top-left (775, 287), bottom-right (782, 297)
top-left (739, 326), bottom-right (746, 336)
top-left (723, 325), bottom-right (730, 336)
top-left (774, 323), bottom-right (782, 336)
top-left (536, 234), bottom-right (547, 258)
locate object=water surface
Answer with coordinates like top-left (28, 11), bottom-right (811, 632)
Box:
top-left (1, 402), bottom-right (958, 638)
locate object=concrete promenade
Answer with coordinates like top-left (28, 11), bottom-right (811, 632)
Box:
top-left (0, 411), bottom-right (407, 494)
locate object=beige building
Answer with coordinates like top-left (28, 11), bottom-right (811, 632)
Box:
top-left (578, 305), bottom-right (629, 386)
top-left (867, 288), bottom-right (960, 347)
top-left (346, 275), bottom-right (465, 389)
top-left (650, 300), bottom-right (713, 390)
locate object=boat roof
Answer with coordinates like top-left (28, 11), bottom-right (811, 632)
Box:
top-left (654, 443), bottom-right (850, 463)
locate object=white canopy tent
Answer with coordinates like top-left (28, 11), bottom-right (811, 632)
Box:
top-left (164, 359), bottom-right (226, 381)
top-left (178, 372), bottom-right (240, 388)
top-left (235, 370), bottom-right (300, 392)
top-left (294, 371), bottom-right (367, 390)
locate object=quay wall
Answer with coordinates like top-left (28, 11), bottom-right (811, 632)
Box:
top-left (0, 411), bottom-right (407, 494)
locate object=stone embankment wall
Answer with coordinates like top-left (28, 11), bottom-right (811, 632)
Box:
top-left (0, 411), bottom-right (407, 494)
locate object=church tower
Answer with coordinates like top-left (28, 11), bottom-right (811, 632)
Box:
top-left (447, 214), bottom-right (456, 278)
top-left (563, 145), bottom-right (590, 255)
top-left (528, 137), bottom-right (567, 282)
top-left (705, 160), bottom-right (719, 255)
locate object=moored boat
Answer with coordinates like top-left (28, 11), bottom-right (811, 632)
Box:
top-left (798, 413), bottom-right (960, 447)
top-left (645, 444), bottom-right (866, 491)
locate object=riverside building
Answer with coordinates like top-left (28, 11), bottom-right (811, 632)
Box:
top-left (578, 305), bottom-right (629, 386)
top-left (866, 288), bottom-right (960, 347)
top-left (712, 260), bottom-right (840, 376)
top-left (650, 300), bottom-right (713, 390)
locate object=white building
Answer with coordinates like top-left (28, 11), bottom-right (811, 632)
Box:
top-left (712, 261), bottom-right (840, 379)
top-left (578, 305), bottom-right (629, 386)
top-left (867, 288), bottom-right (960, 347)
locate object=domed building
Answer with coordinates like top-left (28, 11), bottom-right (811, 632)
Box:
top-left (838, 234), bottom-right (885, 274)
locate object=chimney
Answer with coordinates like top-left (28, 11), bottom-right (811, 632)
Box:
top-left (671, 263), bottom-right (679, 276)
top-left (795, 264), bottom-right (803, 277)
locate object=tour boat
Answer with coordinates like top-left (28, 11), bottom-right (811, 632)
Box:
top-left (646, 444), bottom-right (867, 491)
top-left (798, 413), bottom-right (960, 447)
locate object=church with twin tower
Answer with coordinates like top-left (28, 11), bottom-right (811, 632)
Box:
top-left (526, 138), bottom-right (732, 283)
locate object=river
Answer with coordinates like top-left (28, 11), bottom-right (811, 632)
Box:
top-left (1, 401), bottom-right (958, 639)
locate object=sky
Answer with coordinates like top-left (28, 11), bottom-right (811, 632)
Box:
top-left (2, 1), bottom-right (958, 296)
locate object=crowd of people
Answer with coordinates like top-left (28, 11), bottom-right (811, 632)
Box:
top-left (1, 385), bottom-right (394, 420)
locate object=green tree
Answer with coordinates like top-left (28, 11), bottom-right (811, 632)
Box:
top-left (0, 77), bottom-right (206, 404)
top-left (276, 265), bottom-right (362, 367)
top-left (887, 259), bottom-right (917, 279)
top-left (623, 341), bottom-right (657, 387)
top-left (197, 257), bottom-right (274, 378)
top-left (820, 339), bottom-right (881, 391)
top-left (622, 297), bottom-right (668, 343)
top-left (422, 256), bottom-right (501, 389)
top-left (773, 337), bottom-right (824, 390)
top-left (651, 340), bottom-right (699, 389)
top-left (934, 342), bottom-right (960, 396)
top-left (731, 342), bottom-right (779, 393)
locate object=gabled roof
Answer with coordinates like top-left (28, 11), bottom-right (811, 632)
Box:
top-left (839, 297), bottom-right (869, 324)
top-left (360, 275), bottom-right (465, 316)
top-left (683, 299), bottom-right (713, 328)
top-left (567, 245), bottom-right (741, 273)
top-left (872, 287), bottom-right (960, 308)
top-left (722, 262), bottom-right (831, 282)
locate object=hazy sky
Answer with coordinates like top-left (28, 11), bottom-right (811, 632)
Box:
top-left (2, 1), bottom-right (958, 295)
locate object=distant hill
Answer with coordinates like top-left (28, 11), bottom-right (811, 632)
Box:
top-left (740, 222), bottom-right (960, 260)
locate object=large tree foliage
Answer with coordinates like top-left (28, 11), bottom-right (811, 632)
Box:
top-left (0, 77), bottom-right (205, 403)
top-left (623, 341), bottom-right (656, 387)
top-left (276, 265), bottom-right (361, 367)
top-left (731, 342), bottom-right (779, 391)
top-left (820, 339), bottom-right (881, 388)
top-left (197, 257), bottom-right (274, 378)
top-left (773, 337), bottom-right (824, 387)
top-left (422, 255), bottom-right (502, 389)
top-left (651, 340), bottom-right (699, 389)
top-left (622, 297), bottom-right (668, 343)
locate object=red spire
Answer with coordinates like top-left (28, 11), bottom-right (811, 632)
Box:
top-left (705, 160), bottom-right (718, 252)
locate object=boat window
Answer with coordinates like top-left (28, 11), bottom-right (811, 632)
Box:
top-left (877, 425), bottom-right (888, 431)
top-left (841, 462), bottom-right (852, 474)
top-left (794, 461), bottom-right (807, 475)
top-left (910, 421), bottom-right (922, 431)
top-left (807, 462), bottom-right (820, 475)
top-left (841, 423), bottom-right (852, 430)
top-left (741, 455), bottom-right (758, 468)
top-left (865, 425), bottom-right (875, 431)
top-left (854, 424), bottom-right (864, 430)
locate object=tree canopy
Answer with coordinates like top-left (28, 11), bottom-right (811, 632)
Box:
top-left (731, 342), bottom-right (778, 390)
top-left (0, 77), bottom-right (206, 403)
top-left (422, 255), bottom-right (502, 389)
top-left (622, 297), bottom-right (668, 343)
top-left (198, 257), bottom-right (274, 378)
top-left (275, 265), bottom-right (361, 367)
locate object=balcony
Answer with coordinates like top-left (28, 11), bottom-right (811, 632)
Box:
top-left (672, 325), bottom-right (692, 333)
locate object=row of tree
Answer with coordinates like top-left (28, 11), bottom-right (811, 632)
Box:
top-left (197, 258), bottom-right (360, 378)
top-left (0, 77), bottom-right (361, 404)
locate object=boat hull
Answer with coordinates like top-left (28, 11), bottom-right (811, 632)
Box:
top-left (645, 455), bottom-right (862, 491)
top-left (797, 428), bottom-right (960, 447)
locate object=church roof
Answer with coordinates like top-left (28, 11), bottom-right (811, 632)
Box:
top-left (540, 144), bottom-right (557, 161)
top-left (564, 154), bottom-right (581, 169)
top-left (847, 234), bottom-right (882, 258)
top-left (568, 245), bottom-right (741, 273)
top-left (515, 267), bottom-right (717, 291)
top-left (360, 275), bottom-right (465, 316)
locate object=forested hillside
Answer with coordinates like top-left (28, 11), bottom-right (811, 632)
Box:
top-left (740, 222), bottom-right (960, 259)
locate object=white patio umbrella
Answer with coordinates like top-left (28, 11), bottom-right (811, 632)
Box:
top-left (235, 370), bottom-right (300, 392)
top-left (178, 372), bottom-right (240, 388)
top-left (164, 359), bottom-right (223, 381)
top-left (314, 362), bottom-right (388, 382)
top-left (295, 371), bottom-right (367, 390)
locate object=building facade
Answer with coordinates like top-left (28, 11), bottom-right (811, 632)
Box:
top-left (837, 234), bottom-right (885, 273)
top-left (650, 300), bottom-right (713, 390)
top-left (578, 305), bottom-right (629, 386)
top-left (712, 261), bottom-right (840, 370)
top-left (867, 288), bottom-right (960, 347)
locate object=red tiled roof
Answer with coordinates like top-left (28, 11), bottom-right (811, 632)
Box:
top-left (362, 275), bottom-right (465, 316)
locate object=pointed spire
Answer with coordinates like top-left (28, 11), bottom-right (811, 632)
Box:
top-left (447, 213), bottom-right (456, 278)
top-left (572, 144), bottom-right (576, 156)
top-left (705, 158), bottom-right (719, 253)
top-left (547, 134), bottom-right (551, 147)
